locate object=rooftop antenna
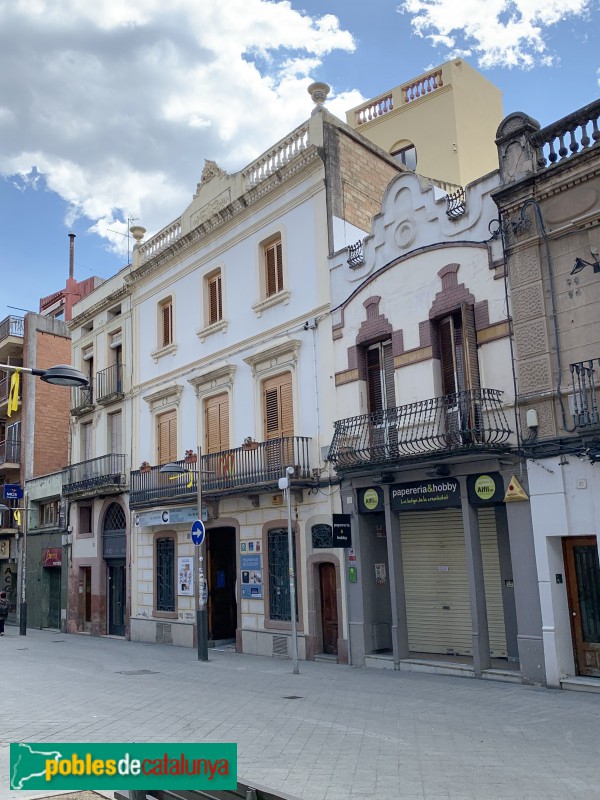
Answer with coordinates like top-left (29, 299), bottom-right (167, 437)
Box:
top-left (107, 215), bottom-right (138, 264)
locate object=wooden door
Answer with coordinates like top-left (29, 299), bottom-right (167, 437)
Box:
top-left (205, 393), bottom-right (229, 455)
top-left (157, 410), bottom-right (177, 465)
top-left (263, 372), bottom-right (294, 469)
top-left (564, 537), bottom-right (600, 677)
top-left (319, 562), bottom-right (338, 655)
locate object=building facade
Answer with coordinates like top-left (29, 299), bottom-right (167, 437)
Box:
top-left (493, 99), bottom-right (600, 688)
top-left (327, 166), bottom-right (545, 684)
top-left (66, 268), bottom-right (132, 637)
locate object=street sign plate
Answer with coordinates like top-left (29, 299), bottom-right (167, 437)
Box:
top-left (191, 519), bottom-right (205, 546)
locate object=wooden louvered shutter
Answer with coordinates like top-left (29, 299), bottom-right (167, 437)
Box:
top-left (158, 410), bottom-right (177, 465)
top-left (205, 393), bottom-right (229, 454)
top-left (461, 303), bottom-right (480, 393)
top-left (382, 342), bottom-right (396, 410)
top-left (162, 300), bottom-right (173, 346)
top-left (439, 317), bottom-right (457, 396)
top-left (367, 347), bottom-right (383, 413)
top-left (265, 239), bottom-right (283, 297)
top-left (208, 273), bottom-right (222, 324)
top-left (264, 373), bottom-right (293, 441)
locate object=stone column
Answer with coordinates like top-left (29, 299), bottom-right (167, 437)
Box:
top-left (458, 476), bottom-right (491, 675)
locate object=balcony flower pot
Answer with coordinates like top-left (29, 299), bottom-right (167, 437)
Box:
top-left (184, 450), bottom-right (198, 464)
top-left (242, 437), bottom-right (259, 451)
top-left (139, 461), bottom-right (152, 473)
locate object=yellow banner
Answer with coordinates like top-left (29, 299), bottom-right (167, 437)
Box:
top-left (7, 369), bottom-right (20, 417)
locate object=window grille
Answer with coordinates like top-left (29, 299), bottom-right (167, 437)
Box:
top-left (268, 528), bottom-right (298, 621)
top-left (156, 537), bottom-right (175, 612)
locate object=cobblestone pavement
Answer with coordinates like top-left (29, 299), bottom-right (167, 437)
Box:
top-left (1, 627), bottom-right (599, 800)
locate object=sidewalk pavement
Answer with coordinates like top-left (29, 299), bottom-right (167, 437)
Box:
top-left (1, 627), bottom-right (599, 800)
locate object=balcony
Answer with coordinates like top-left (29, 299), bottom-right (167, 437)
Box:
top-left (96, 364), bottom-right (124, 405)
top-left (0, 314), bottom-right (24, 353)
top-left (328, 389), bottom-right (512, 470)
top-left (570, 359), bottom-right (600, 428)
top-left (71, 380), bottom-right (94, 416)
top-left (0, 437), bottom-right (21, 467)
top-left (130, 436), bottom-right (312, 507)
top-left (62, 454), bottom-right (127, 497)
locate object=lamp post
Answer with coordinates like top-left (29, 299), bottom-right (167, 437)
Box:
top-left (279, 465), bottom-right (299, 674)
top-left (160, 449), bottom-right (212, 661)
top-left (0, 361), bottom-right (88, 635)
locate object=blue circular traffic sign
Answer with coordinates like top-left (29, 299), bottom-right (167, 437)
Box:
top-left (191, 519), bottom-right (205, 546)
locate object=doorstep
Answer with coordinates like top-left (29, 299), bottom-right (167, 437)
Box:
top-left (364, 653), bottom-right (522, 683)
top-left (560, 675), bottom-right (600, 694)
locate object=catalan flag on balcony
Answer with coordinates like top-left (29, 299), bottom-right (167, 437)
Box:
top-left (7, 368), bottom-right (20, 417)
top-left (218, 452), bottom-right (235, 478)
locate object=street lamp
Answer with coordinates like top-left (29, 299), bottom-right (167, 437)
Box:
top-left (278, 465), bottom-right (299, 674)
top-left (160, 449), bottom-right (213, 662)
top-left (0, 361), bottom-right (87, 636)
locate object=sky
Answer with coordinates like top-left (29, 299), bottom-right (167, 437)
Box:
top-left (0, 0), bottom-right (599, 320)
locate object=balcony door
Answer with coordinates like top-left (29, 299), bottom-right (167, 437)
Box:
top-left (263, 372), bottom-right (294, 473)
top-left (205, 393), bottom-right (229, 455)
top-left (438, 304), bottom-right (480, 445)
top-left (366, 341), bottom-right (397, 456)
top-left (157, 410), bottom-right (177, 465)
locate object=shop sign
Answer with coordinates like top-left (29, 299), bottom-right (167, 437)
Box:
top-left (391, 479), bottom-right (461, 512)
top-left (357, 487), bottom-right (384, 514)
top-left (332, 514), bottom-right (352, 547)
top-left (134, 506), bottom-right (206, 528)
top-left (42, 547), bottom-right (62, 568)
top-left (467, 473), bottom-right (505, 506)
top-left (3, 484), bottom-right (22, 500)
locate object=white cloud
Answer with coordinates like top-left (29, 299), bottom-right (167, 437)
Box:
top-left (0, 0), bottom-right (355, 241)
top-left (398, 0), bottom-right (592, 68)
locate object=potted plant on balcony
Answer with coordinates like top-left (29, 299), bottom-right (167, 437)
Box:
top-left (184, 449), bottom-right (197, 464)
top-left (139, 461), bottom-right (152, 473)
top-left (242, 436), bottom-right (259, 451)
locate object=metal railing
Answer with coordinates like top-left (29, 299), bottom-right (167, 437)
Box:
top-left (0, 437), bottom-right (21, 465)
top-left (328, 389), bottom-right (511, 468)
top-left (62, 453), bottom-right (127, 496)
top-left (115, 780), bottom-right (297, 799)
top-left (570, 359), bottom-right (600, 428)
top-left (130, 437), bottom-right (312, 506)
top-left (0, 315), bottom-right (24, 342)
top-left (96, 363), bottom-right (124, 402)
top-left (71, 380), bottom-right (94, 413)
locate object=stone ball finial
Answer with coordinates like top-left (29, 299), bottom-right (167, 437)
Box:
top-left (308, 81), bottom-right (330, 113)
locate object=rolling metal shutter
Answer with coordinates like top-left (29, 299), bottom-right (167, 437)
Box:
top-left (401, 508), bottom-right (506, 657)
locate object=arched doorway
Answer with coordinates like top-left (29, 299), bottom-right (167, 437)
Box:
top-left (103, 502), bottom-right (126, 636)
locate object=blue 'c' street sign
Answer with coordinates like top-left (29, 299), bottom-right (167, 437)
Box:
top-left (191, 519), bottom-right (205, 546)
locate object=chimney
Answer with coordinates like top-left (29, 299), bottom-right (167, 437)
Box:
top-left (68, 232), bottom-right (76, 279)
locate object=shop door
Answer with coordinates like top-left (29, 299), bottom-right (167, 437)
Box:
top-left (564, 537), bottom-right (600, 677)
top-left (319, 562), bottom-right (338, 655)
top-left (207, 529), bottom-right (236, 643)
top-left (108, 561), bottom-right (126, 636)
top-left (46, 569), bottom-right (61, 629)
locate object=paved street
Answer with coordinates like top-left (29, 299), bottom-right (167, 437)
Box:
top-left (1, 627), bottom-right (599, 800)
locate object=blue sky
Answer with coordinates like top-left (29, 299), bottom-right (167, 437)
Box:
top-left (1, 0), bottom-right (599, 320)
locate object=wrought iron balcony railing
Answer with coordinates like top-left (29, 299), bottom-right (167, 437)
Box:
top-left (328, 389), bottom-right (511, 469)
top-left (130, 436), bottom-right (312, 507)
top-left (570, 359), bottom-right (600, 428)
top-left (0, 438), bottom-right (21, 466)
top-left (96, 364), bottom-right (124, 403)
top-left (0, 315), bottom-right (24, 343)
top-left (71, 380), bottom-right (94, 414)
top-left (62, 454), bottom-right (127, 496)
